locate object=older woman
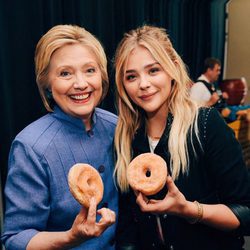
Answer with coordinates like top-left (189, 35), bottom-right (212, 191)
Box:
top-left (1, 25), bottom-right (118, 250)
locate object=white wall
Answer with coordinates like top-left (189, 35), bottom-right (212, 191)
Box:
top-left (225, 0), bottom-right (250, 103)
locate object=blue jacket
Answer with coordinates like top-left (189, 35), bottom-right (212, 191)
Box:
top-left (2, 106), bottom-right (118, 250)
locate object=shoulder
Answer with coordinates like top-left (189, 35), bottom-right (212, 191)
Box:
top-left (13, 113), bottom-right (63, 154)
top-left (199, 107), bottom-right (226, 125)
top-left (198, 107), bottom-right (225, 128)
top-left (95, 108), bottom-right (118, 127)
top-left (198, 107), bottom-right (235, 143)
top-left (191, 81), bottom-right (207, 90)
top-left (190, 82), bottom-right (209, 97)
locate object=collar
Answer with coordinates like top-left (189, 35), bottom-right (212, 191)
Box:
top-left (51, 105), bottom-right (97, 131)
top-left (198, 74), bottom-right (210, 83)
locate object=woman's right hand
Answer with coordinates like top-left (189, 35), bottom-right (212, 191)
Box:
top-left (68, 197), bottom-right (116, 245)
top-left (135, 175), bottom-right (188, 216)
top-left (26, 198), bottom-right (116, 250)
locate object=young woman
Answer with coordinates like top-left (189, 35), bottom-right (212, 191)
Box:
top-left (1, 25), bottom-right (118, 250)
top-left (114, 25), bottom-right (250, 250)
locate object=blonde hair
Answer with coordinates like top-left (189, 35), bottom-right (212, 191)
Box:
top-left (35, 24), bottom-right (109, 112)
top-left (114, 25), bottom-right (201, 192)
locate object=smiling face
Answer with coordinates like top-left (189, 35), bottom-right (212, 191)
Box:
top-left (48, 43), bottom-right (102, 128)
top-left (123, 46), bottom-right (172, 118)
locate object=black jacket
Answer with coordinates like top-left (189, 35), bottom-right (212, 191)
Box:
top-left (116, 108), bottom-right (250, 250)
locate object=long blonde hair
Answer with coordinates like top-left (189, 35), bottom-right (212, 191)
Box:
top-left (35, 24), bottom-right (109, 112)
top-left (114, 25), bottom-right (200, 192)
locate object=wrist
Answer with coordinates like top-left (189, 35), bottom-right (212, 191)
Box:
top-left (186, 201), bottom-right (204, 224)
top-left (65, 229), bottom-right (85, 247)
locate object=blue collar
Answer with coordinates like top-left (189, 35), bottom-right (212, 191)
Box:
top-left (51, 105), bottom-right (97, 130)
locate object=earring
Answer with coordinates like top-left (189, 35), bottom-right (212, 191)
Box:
top-left (45, 89), bottom-right (53, 99)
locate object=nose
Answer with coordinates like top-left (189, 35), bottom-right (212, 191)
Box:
top-left (139, 75), bottom-right (151, 89)
top-left (73, 73), bottom-right (88, 89)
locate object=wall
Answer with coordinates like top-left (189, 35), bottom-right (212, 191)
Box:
top-left (225, 0), bottom-right (250, 103)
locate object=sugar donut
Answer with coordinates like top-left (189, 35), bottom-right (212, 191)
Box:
top-left (68, 163), bottom-right (104, 207)
top-left (127, 153), bottom-right (167, 196)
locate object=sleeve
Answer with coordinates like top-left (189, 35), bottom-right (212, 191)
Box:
top-left (1, 140), bottom-right (50, 250)
top-left (204, 108), bottom-right (250, 235)
top-left (116, 191), bottom-right (138, 250)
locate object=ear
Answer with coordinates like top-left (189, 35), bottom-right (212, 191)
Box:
top-left (207, 68), bottom-right (213, 74)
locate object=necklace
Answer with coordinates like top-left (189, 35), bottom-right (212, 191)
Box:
top-left (146, 113), bottom-right (173, 140)
top-left (150, 135), bottom-right (161, 140)
top-left (146, 124), bottom-right (165, 140)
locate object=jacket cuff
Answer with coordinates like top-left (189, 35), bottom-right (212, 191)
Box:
top-left (228, 204), bottom-right (250, 235)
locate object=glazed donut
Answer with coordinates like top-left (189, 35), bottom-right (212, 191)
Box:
top-left (68, 163), bottom-right (104, 207)
top-left (127, 153), bottom-right (167, 196)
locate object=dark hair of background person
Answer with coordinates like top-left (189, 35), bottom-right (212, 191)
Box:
top-left (0, 0), bottom-right (229, 229)
top-left (202, 57), bottom-right (222, 73)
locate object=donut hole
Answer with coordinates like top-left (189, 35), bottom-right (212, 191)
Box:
top-left (145, 168), bottom-right (151, 178)
top-left (87, 178), bottom-right (93, 187)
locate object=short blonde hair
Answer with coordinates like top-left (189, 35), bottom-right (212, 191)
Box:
top-left (35, 24), bottom-right (109, 112)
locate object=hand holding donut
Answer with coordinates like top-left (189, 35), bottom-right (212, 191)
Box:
top-left (68, 198), bottom-right (116, 244)
top-left (67, 163), bottom-right (116, 243)
top-left (136, 175), bottom-right (188, 216)
top-left (127, 153), bottom-right (188, 216)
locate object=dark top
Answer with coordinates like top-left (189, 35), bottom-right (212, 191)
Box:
top-left (116, 108), bottom-right (250, 250)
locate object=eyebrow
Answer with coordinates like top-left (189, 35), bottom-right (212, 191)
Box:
top-left (56, 61), bottom-right (98, 69)
top-left (125, 62), bottom-right (160, 74)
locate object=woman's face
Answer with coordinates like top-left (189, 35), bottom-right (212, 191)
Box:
top-left (48, 43), bottom-right (102, 127)
top-left (123, 46), bottom-right (172, 117)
